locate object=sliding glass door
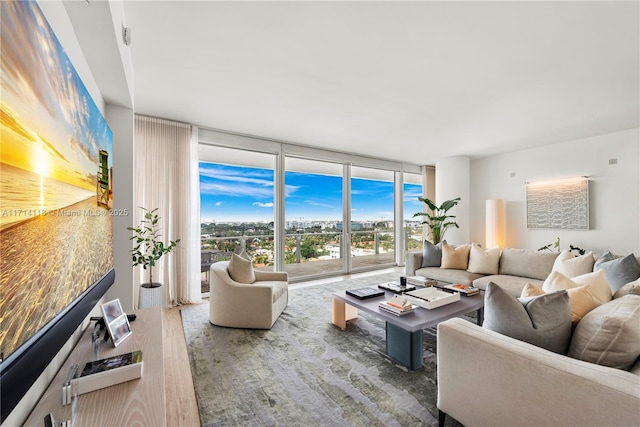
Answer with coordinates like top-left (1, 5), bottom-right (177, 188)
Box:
top-left (284, 157), bottom-right (344, 277)
top-left (350, 166), bottom-right (396, 271)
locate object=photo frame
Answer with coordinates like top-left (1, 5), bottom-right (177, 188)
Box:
top-left (100, 299), bottom-right (132, 347)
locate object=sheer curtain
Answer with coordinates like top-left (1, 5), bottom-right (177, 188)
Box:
top-left (134, 115), bottom-right (202, 308)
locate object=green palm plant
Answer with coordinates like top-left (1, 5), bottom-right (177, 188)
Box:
top-left (413, 197), bottom-right (461, 244)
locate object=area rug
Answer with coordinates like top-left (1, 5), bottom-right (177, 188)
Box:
top-left (182, 273), bottom-right (465, 427)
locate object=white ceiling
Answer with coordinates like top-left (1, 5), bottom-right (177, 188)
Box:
top-left (119, 1), bottom-right (638, 165)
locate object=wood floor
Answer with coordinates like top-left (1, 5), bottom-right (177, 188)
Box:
top-left (163, 304), bottom-right (202, 426)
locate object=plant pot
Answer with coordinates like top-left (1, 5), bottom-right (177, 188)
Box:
top-left (139, 283), bottom-right (164, 309)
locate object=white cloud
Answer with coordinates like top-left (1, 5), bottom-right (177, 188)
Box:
top-left (253, 202), bottom-right (274, 208)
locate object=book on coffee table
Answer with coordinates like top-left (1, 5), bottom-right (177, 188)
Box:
top-left (378, 295), bottom-right (418, 316)
top-left (346, 287), bottom-right (385, 300)
top-left (378, 282), bottom-right (417, 293)
top-left (442, 283), bottom-right (480, 296)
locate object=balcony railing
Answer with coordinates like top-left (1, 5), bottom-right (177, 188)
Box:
top-left (200, 230), bottom-right (422, 293)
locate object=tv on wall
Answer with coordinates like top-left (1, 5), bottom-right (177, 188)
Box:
top-left (0, 1), bottom-right (115, 421)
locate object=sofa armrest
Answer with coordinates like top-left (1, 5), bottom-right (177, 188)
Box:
top-left (405, 251), bottom-right (423, 276)
top-left (254, 270), bottom-right (288, 282)
top-left (437, 318), bottom-right (640, 427)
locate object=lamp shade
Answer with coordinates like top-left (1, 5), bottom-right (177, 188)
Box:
top-left (486, 199), bottom-right (506, 248)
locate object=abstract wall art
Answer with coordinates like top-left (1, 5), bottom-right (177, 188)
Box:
top-left (526, 176), bottom-right (589, 230)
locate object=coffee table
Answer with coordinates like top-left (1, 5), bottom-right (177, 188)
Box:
top-left (332, 287), bottom-right (484, 370)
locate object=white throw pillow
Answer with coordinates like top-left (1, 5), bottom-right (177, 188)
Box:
top-left (228, 252), bottom-right (256, 284)
top-left (467, 243), bottom-right (500, 275)
top-left (552, 250), bottom-right (595, 278)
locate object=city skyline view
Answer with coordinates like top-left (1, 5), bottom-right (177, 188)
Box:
top-left (200, 162), bottom-right (423, 223)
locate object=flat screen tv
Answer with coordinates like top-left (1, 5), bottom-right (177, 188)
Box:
top-left (0, 1), bottom-right (115, 421)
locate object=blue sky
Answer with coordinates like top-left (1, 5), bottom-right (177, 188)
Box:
top-left (200, 163), bottom-right (423, 223)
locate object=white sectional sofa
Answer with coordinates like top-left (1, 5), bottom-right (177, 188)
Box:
top-left (408, 243), bottom-right (640, 426)
top-left (405, 246), bottom-right (559, 296)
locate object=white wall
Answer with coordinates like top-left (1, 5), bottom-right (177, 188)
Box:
top-left (470, 128), bottom-right (640, 255)
top-left (436, 156), bottom-right (471, 244)
top-left (105, 105), bottom-right (135, 311)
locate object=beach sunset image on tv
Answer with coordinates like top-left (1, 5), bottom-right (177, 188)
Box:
top-left (0, 1), bottom-right (114, 361)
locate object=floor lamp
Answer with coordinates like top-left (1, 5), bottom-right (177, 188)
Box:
top-left (486, 199), bottom-right (506, 248)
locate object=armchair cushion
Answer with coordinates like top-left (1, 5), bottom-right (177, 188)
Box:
top-left (228, 251), bottom-right (256, 284)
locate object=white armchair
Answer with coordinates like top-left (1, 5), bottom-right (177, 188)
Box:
top-left (209, 261), bottom-right (289, 329)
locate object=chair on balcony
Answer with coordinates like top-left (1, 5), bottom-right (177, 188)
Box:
top-left (209, 253), bottom-right (289, 329)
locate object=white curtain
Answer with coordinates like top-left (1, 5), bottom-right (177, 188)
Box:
top-left (134, 115), bottom-right (202, 308)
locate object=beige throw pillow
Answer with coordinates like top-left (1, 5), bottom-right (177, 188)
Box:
top-left (522, 282), bottom-right (595, 327)
top-left (571, 270), bottom-right (613, 306)
top-left (543, 270), bottom-right (612, 307)
top-left (228, 251), bottom-right (256, 283)
top-left (467, 243), bottom-right (500, 275)
top-left (552, 250), bottom-right (595, 278)
top-left (568, 295), bottom-right (640, 370)
top-left (441, 243), bottom-right (470, 270)
top-left (613, 279), bottom-right (640, 299)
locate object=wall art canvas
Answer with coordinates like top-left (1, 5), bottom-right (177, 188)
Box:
top-left (0, 1), bottom-right (113, 361)
top-left (526, 178), bottom-right (589, 230)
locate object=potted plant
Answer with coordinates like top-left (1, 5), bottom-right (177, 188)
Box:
top-left (128, 207), bottom-right (180, 308)
top-left (413, 197), bottom-right (461, 244)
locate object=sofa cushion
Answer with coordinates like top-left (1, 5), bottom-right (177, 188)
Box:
top-left (522, 282), bottom-right (595, 328)
top-left (473, 274), bottom-right (543, 297)
top-left (552, 250), bottom-right (595, 278)
top-left (594, 251), bottom-right (640, 293)
top-left (441, 243), bottom-right (470, 270)
top-left (467, 243), bottom-right (500, 275)
top-left (421, 240), bottom-right (443, 267)
top-left (614, 279), bottom-right (640, 299)
top-left (499, 248), bottom-right (559, 280)
top-left (483, 282), bottom-right (571, 354)
top-left (228, 252), bottom-right (256, 284)
top-left (568, 295), bottom-right (640, 370)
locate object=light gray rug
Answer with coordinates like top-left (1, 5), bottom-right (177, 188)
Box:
top-left (181, 273), bottom-right (465, 427)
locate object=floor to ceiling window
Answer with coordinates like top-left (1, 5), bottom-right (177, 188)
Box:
top-left (198, 145), bottom-right (275, 293)
top-left (284, 157), bottom-right (344, 277)
top-left (198, 128), bottom-right (423, 288)
top-left (350, 166), bottom-right (396, 270)
top-left (403, 172), bottom-right (423, 260)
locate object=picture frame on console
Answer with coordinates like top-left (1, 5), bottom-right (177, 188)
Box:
top-left (101, 300), bottom-right (132, 347)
